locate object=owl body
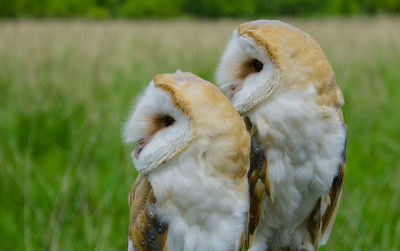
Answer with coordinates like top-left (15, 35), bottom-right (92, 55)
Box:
top-left (216, 20), bottom-right (346, 250)
top-left (246, 85), bottom-right (345, 250)
top-left (124, 73), bottom-right (250, 251)
top-left (148, 147), bottom-right (248, 250)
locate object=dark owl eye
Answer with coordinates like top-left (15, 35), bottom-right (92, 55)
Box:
top-left (252, 59), bottom-right (263, 72)
top-left (163, 115), bottom-right (175, 127)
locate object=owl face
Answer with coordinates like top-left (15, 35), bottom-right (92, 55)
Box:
top-left (123, 77), bottom-right (194, 175)
top-left (216, 20), bottom-right (342, 113)
top-left (124, 72), bottom-right (249, 177)
top-left (216, 22), bottom-right (280, 114)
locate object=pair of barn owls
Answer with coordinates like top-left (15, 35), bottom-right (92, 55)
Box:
top-left (124, 20), bottom-right (346, 251)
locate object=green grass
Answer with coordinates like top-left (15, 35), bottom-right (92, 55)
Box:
top-left (0, 17), bottom-right (399, 250)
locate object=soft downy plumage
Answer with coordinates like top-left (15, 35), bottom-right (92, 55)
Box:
top-left (216, 20), bottom-right (347, 251)
top-left (123, 72), bottom-right (250, 251)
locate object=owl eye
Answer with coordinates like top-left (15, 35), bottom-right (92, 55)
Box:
top-left (252, 59), bottom-right (263, 72)
top-left (163, 115), bottom-right (175, 127)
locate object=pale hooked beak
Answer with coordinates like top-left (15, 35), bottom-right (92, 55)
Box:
top-left (226, 83), bottom-right (243, 100)
top-left (134, 138), bottom-right (148, 158)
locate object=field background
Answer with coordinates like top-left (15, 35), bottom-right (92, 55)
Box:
top-left (0, 16), bottom-right (400, 250)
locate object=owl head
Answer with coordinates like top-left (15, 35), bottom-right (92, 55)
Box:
top-left (216, 20), bottom-right (344, 114)
top-left (124, 72), bottom-right (249, 177)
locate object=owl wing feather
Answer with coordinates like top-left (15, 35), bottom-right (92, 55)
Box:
top-left (244, 119), bottom-right (271, 250)
top-left (307, 133), bottom-right (346, 248)
top-left (127, 174), bottom-right (168, 251)
top-left (320, 121), bottom-right (347, 245)
top-left (320, 161), bottom-right (346, 245)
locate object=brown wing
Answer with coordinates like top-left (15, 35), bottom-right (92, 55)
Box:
top-left (307, 133), bottom-right (347, 248)
top-left (306, 163), bottom-right (345, 249)
top-left (244, 119), bottom-right (271, 250)
top-left (127, 174), bottom-right (168, 251)
top-left (320, 161), bottom-right (346, 245)
top-left (307, 197), bottom-right (323, 249)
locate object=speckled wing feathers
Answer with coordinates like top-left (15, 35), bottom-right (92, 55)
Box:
top-left (127, 174), bottom-right (168, 251)
top-left (244, 119), bottom-right (271, 250)
top-left (307, 144), bottom-right (346, 248)
top-left (320, 161), bottom-right (346, 245)
top-left (307, 198), bottom-right (323, 249)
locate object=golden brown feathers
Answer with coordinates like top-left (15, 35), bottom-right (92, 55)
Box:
top-left (127, 174), bottom-right (168, 251)
top-left (244, 119), bottom-right (272, 249)
top-left (320, 161), bottom-right (346, 244)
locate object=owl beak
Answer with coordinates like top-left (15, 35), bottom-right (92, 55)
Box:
top-left (226, 83), bottom-right (243, 100)
top-left (134, 138), bottom-right (147, 158)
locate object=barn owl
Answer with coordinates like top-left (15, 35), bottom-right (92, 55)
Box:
top-left (216, 20), bottom-right (347, 251)
top-left (123, 72), bottom-right (250, 251)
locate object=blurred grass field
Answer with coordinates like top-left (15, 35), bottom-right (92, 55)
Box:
top-left (0, 17), bottom-right (399, 250)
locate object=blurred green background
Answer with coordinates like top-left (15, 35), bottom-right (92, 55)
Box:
top-left (1, 0), bottom-right (400, 18)
top-left (0, 0), bottom-right (400, 251)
